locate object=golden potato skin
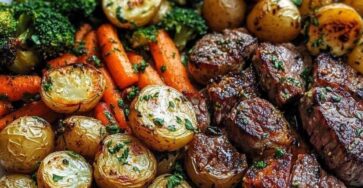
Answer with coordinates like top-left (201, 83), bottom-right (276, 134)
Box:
top-left (343, 0), bottom-right (363, 16)
top-left (0, 174), bottom-right (37, 188)
top-left (129, 85), bottom-right (198, 152)
top-left (0, 116), bottom-right (54, 173)
top-left (306, 3), bottom-right (363, 56)
top-left (247, 0), bottom-right (301, 43)
top-left (37, 151), bottom-right (92, 188)
top-left (299, 0), bottom-right (334, 16)
top-left (103, 0), bottom-right (162, 29)
top-left (93, 134), bottom-right (157, 188)
top-left (148, 174), bottom-right (191, 188)
top-left (41, 63), bottom-right (106, 114)
top-left (203, 0), bottom-right (246, 32)
top-left (55, 116), bottom-right (107, 159)
top-left (348, 39), bottom-right (363, 74)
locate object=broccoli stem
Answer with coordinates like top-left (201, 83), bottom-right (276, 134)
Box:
top-left (174, 27), bottom-right (194, 51)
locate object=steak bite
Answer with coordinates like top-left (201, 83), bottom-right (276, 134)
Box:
top-left (253, 43), bottom-right (310, 108)
top-left (314, 53), bottom-right (363, 99)
top-left (299, 86), bottom-right (363, 186)
top-left (225, 98), bottom-right (293, 156)
top-left (185, 90), bottom-right (211, 133)
top-left (207, 67), bottom-right (260, 125)
top-left (185, 133), bottom-right (248, 188)
top-left (188, 28), bottom-right (257, 85)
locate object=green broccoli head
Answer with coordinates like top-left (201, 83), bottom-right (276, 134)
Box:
top-left (160, 7), bottom-right (207, 50)
top-left (130, 25), bottom-right (158, 48)
top-left (50, 0), bottom-right (98, 18)
top-left (0, 7), bottom-right (17, 37)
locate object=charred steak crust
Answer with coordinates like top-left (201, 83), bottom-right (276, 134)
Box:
top-left (253, 43), bottom-right (310, 108)
top-left (188, 28), bottom-right (257, 85)
top-left (225, 98), bottom-right (292, 156)
top-left (314, 53), bottom-right (363, 99)
top-left (185, 90), bottom-right (211, 133)
top-left (207, 67), bottom-right (260, 125)
top-left (299, 86), bottom-right (363, 186)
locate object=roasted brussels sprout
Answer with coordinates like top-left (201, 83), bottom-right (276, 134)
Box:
top-left (37, 151), bottom-right (93, 188)
top-left (129, 85), bottom-right (198, 152)
top-left (102, 0), bottom-right (162, 29)
top-left (203, 0), bottom-right (247, 32)
top-left (0, 116), bottom-right (54, 173)
top-left (299, 0), bottom-right (334, 16)
top-left (247, 0), bottom-right (301, 43)
top-left (55, 116), bottom-right (107, 159)
top-left (148, 174), bottom-right (191, 188)
top-left (0, 174), bottom-right (37, 188)
top-left (306, 3), bottom-right (363, 56)
top-left (41, 63), bottom-right (106, 114)
top-left (93, 134), bottom-right (157, 188)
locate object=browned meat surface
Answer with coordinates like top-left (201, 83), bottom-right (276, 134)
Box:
top-left (243, 153), bottom-right (293, 188)
top-left (188, 28), bottom-right (257, 85)
top-left (291, 154), bottom-right (346, 188)
top-left (185, 133), bottom-right (248, 187)
top-left (206, 67), bottom-right (260, 125)
top-left (314, 53), bottom-right (363, 99)
top-left (253, 43), bottom-right (310, 108)
top-left (185, 90), bottom-right (211, 133)
top-left (225, 98), bottom-right (292, 156)
top-left (299, 86), bottom-right (363, 186)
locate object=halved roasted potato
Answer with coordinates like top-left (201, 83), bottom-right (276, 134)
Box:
top-left (129, 85), bottom-right (198, 152)
top-left (148, 174), bottom-right (191, 188)
top-left (93, 134), bottom-right (157, 188)
top-left (37, 151), bottom-right (92, 188)
top-left (41, 63), bottom-right (106, 113)
top-left (0, 174), bottom-right (37, 188)
top-left (299, 0), bottom-right (334, 16)
top-left (247, 0), bottom-right (301, 43)
top-left (103, 0), bottom-right (162, 29)
top-left (0, 116), bottom-right (54, 173)
top-left (55, 116), bottom-right (107, 159)
top-left (306, 3), bottom-right (363, 56)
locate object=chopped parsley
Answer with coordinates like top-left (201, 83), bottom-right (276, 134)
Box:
top-left (126, 86), bottom-right (139, 101)
top-left (168, 101), bottom-right (175, 109)
top-left (176, 116), bottom-right (182, 124)
top-left (52, 174), bottom-right (64, 182)
top-left (153, 118), bottom-right (164, 127)
top-left (118, 99), bottom-right (125, 108)
top-left (131, 59), bottom-right (149, 73)
top-left (271, 55), bottom-right (284, 71)
top-left (43, 78), bottom-right (53, 92)
top-left (62, 159), bottom-right (69, 165)
top-left (167, 125), bottom-right (177, 132)
top-left (117, 147), bottom-right (129, 164)
top-left (291, 0), bottom-right (302, 6)
top-left (275, 148), bottom-right (285, 158)
top-left (87, 55), bottom-right (102, 67)
top-left (254, 161), bottom-right (267, 169)
top-left (116, 7), bottom-right (128, 23)
top-left (167, 174), bottom-right (183, 188)
top-left (185, 119), bottom-right (195, 131)
top-left (108, 143), bottom-right (125, 154)
top-left (106, 125), bottom-right (121, 135)
top-left (160, 65), bottom-right (167, 73)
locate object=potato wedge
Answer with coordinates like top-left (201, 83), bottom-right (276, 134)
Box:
top-left (306, 3), bottom-right (363, 56)
top-left (148, 174), bottom-right (191, 188)
top-left (0, 116), bottom-right (54, 173)
top-left (0, 174), bottom-right (37, 188)
top-left (93, 134), bottom-right (157, 188)
top-left (129, 85), bottom-right (198, 152)
top-left (41, 63), bottom-right (106, 113)
top-left (37, 151), bottom-right (92, 188)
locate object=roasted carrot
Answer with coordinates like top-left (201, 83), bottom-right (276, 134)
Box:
top-left (100, 68), bottom-right (129, 132)
top-left (94, 102), bottom-right (116, 126)
top-left (78, 31), bottom-right (101, 65)
top-left (0, 101), bottom-right (12, 118)
top-left (47, 53), bottom-right (78, 69)
top-left (75, 23), bottom-right (92, 45)
top-left (0, 75), bottom-right (41, 101)
top-left (127, 52), bottom-right (164, 89)
top-left (150, 30), bottom-right (197, 95)
top-left (0, 101), bottom-right (59, 131)
top-left (97, 24), bottom-right (138, 89)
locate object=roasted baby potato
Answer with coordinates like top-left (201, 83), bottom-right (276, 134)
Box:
top-left (102, 0), bottom-right (162, 29)
top-left (129, 85), bottom-right (198, 152)
top-left (348, 38), bottom-right (363, 74)
top-left (37, 151), bottom-right (93, 188)
top-left (151, 0), bottom-right (172, 24)
top-left (299, 0), bottom-right (334, 16)
top-left (306, 3), bottom-right (363, 56)
top-left (247, 0), bottom-right (301, 43)
top-left (148, 174), bottom-right (191, 188)
top-left (0, 174), bottom-right (37, 188)
top-left (41, 63), bottom-right (106, 113)
top-left (0, 116), bottom-right (54, 173)
top-left (93, 134), bottom-right (157, 188)
top-left (343, 0), bottom-right (363, 16)
top-left (203, 0), bottom-right (246, 32)
top-left (55, 116), bottom-right (107, 159)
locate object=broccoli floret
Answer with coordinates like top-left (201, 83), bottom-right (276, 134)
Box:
top-left (160, 7), bottom-right (207, 50)
top-left (130, 25), bottom-right (158, 48)
top-left (0, 7), bottom-right (17, 37)
top-left (50, 0), bottom-right (98, 18)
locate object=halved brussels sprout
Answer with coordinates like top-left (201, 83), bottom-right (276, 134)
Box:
top-left (0, 174), bottom-right (37, 188)
top-left (37, 151), bottom-right (92, 188)
top-left (129, 85), bottom-right (198, 152)
top-left (55, 116), bottom-right (107, 160)
top-left (306, 3), bottom-right (363, 56)
top-left (0, 116), bottom-right (54, 173)
top-left (41, 63), bottom-right (106, 113)
top-left (148, 174), bottom-right (191, 188)
top-left (102, 0), bottom-right (162, 29)
top-left (93, 134), bottom-right (157, 188)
